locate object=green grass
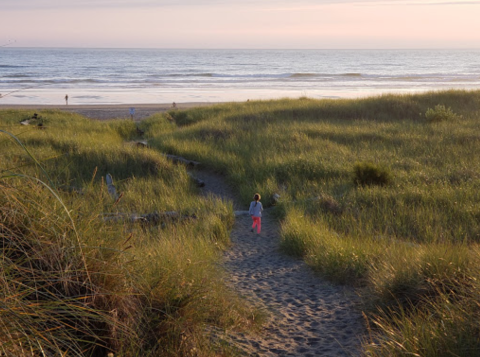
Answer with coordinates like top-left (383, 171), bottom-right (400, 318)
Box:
top-left (3, 89), bottom-right (480, 356)
top-left (141, 89), bottom-right (480, 356)
top-left (0, 111), bottom-right (259, 356)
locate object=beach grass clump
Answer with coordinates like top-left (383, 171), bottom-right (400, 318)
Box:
top-left (280, 207), bottom-right (381, 285)
top-left (365, 246), bottom-right (480, 357)
top-left (166, 106), bottom-right (222, 127)
top-left (365, 288), bottom-right (480, 357)
top-left (424, 104), bottom-right (462, 123)
top-left (279, 206), bottom-right (318, 257)
top-left (353, 162), bottom-right (392, 187)
top-left (0, 113), bottom-right (259, 356)
top-left (306, 193), bottom-right (343, 216)
top-left (106, 118), bottom-right (138, 140)
top-left (140, 112), bottom-right (177, 138)
top-left (368, 243), bottom-right (473, 305)
top-left (0, 179), bottom-right (143, 356)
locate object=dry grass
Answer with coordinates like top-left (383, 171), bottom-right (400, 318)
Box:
top-left (0, 112), bottom-right (259, 356)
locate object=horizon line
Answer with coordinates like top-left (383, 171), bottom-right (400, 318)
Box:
top-left (3, 46), bottom-right (480, 51)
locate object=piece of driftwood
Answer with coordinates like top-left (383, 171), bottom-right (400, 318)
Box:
top-left (187, 173), bottom-right (205, 187)
top-left (234, 210), bottom-right (250, 217)
top-left (20, 120), bottom-right (46, 129)
top-left (126, 140), bottom-right (148, 148)
top-left (272, 193), bottom-right (281, 204)
top-left (165, 154), bottom-right (200, 168)
top-left (20, 113), bottom-right (42, 126)
top-left (106, 173), bottom-right (119, 200)
top-left (103, 211), bottom-right (197, 225)
top-left (134, 140), bottom-right (148, 148)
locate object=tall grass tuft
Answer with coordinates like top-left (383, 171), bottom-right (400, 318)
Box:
top-left (0, 179), bottom-right (141, 356)
top-left (353, 162), bottom-right (392, 187)
top-left (0, 114), bottom-right (259, 356)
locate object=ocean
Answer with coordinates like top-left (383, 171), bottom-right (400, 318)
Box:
top-left (1, 48), bottom-right (479, 105)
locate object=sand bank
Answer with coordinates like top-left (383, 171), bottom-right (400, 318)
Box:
top-left (0, 102), bottom-right (219, 121)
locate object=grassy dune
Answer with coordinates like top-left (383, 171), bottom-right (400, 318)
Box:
top-left (144, 90), bottom-right (480, 356)
top-left (2, 89), bottom-right (480, 356)
top-left (0, 111), bottom-right (258, 356)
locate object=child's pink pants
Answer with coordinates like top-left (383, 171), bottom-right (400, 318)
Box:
top-left (252, 216), bottom-right (261, 234)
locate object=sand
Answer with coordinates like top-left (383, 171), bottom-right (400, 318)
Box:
top-left (0, 102), bottom-right (218, 121)
top-left (194, 170), bottom-right (366, 356)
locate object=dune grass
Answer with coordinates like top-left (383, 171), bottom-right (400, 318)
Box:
top-left (2, 90), bottom-right (480, 355)
top-left (142, 90), bottom-right (480, 356)
top-left (0, 111), bottom-right (259, 356)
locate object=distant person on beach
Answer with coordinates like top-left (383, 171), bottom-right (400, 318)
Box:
top-left (172, 102), bottom-right (177, 109)
top-left (249, 193), bottom-right (263, 234)
top-left (65, 94), bottom-right (68, 105)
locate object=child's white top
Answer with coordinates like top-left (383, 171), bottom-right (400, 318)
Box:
top-left (249, 201), bottom-right (263, 217)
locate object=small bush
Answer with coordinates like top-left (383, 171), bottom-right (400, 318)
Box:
top-left (317, 193), bottom-right (343, 216)
top-left (353, 162), bottom-right (392, 186)
top-left (167, 110), bottom-right (201, 126)
top-left (424, 104), bottom-right (461, 123)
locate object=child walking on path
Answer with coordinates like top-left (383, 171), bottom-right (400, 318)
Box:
top-left (249, 193), bottom-right (263, 234)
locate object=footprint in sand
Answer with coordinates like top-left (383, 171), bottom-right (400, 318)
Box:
top-left (195, 170), bottom-right (365, 357)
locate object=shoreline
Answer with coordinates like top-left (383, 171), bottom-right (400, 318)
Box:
top-left (0, 102), bottom-right (220, 120)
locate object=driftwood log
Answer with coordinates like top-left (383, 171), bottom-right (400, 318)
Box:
top-left (20, 113), bottom-right (44, 127)
top-left (272, 193), bottom-right (281, 204)
top-left (187, 173), bottom-right (205, 187)
top-left (234, 210), bottom-right (250, 217)
top-left (165, 154), bottom-right (200, 168)
top-left (134, 140), bottom-right (148, 148)
top-left (20, 119), bottom-right (44, 128)
top-left (103, 211), bottom-right (197, 226)
top-left (106, 173), bottom-right (119, 200)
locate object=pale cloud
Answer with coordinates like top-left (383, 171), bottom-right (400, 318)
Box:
top-left (1, 0), bottom-right (479, 48)
top-left (4, 0), bottom-right (480, 10)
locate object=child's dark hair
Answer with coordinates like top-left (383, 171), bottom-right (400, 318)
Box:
top-left (254, 193), bottom-right (261, 206)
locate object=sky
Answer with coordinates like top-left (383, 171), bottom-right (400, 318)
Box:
top-left (1, 0), bottom-right (479, 49)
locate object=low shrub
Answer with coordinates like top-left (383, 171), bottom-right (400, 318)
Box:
top-left (167, 110), bottom-right (201, 126)
top-left (353, 162), bottom-right (392, 186)
top-left (424, 104), bottom-right (461, 123)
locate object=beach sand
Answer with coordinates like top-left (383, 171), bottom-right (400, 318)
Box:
top-left (194, 170), bottom-right (365, 356)
top-left (0, 102), bottom-right (219, 121)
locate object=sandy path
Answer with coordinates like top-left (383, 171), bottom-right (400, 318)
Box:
top-left (2, 104), bottom-right (366, 355)
top-left (194, 170), bottom-right (365, 357)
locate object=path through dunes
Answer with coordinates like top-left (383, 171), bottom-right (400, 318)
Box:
top-left (194, 170), bottom-right (365, 357)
